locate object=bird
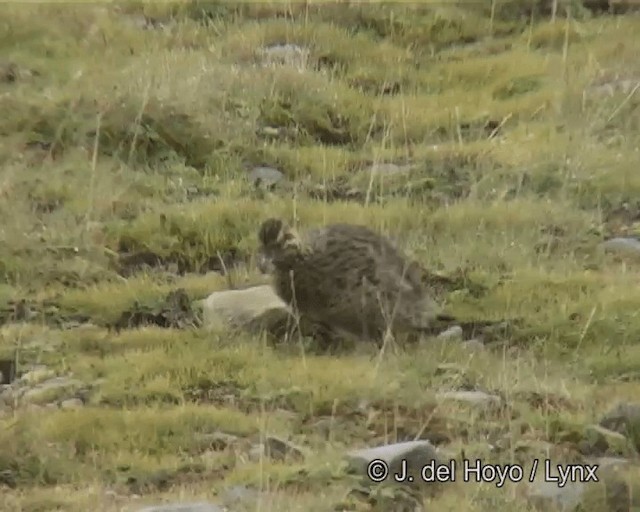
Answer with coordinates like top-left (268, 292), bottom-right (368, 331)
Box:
top-left (257, 217), bottom-right (449, 346)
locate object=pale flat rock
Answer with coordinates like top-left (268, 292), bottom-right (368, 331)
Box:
top-left (200, 285), bottom-right (292, 332)
top-left (527, 480), bottom-right (586, 511)
top-left (346, 440), bottom-right (440, 479)
top-left (220, 486), bottom-right (259, 509)
top-left (60, 398), bottom-right (84, 410)
top-left (599, 401), bottom-right (640, 434)
top-left (248, 166), bottom-right (284, 187)
top-left (461, 338), bottom-right (486, 352)
top-left (437, 325), bottom-right (463, 341)
top-left (601, 237), bottom-right (640, 257)
top-left (527, 463), bottom-right (632, 512)
top-left (593, 456), bottom-right (631, 469)
top-left (364, 162), bottom-right (416, 176)
top-left (21, 377), bottom-right (85, 405)
top-left (257, 44), bottom-right (309, 69)
top-left (436, 390), bottom-right (502, 409)
top-left (20, 365), bottom-right (56, 385)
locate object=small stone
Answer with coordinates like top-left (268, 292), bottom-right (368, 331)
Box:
top-left (345, 440), bottom-right (441, 481)
top-left (220, 486), bottom-right (259, 509)
top-left (594, 456), bottom-right (630, 469)
top-left (247, 443), bottom-right (265, 462)
top-left (123, 14), bottom-right (152, 30)
top-left (258, 44), bottom-right (309, 69)
top-left (0, 385), bottom-right (16, 405)
top-left (514, 439), bottom-right (555, 456)
top-left (248, 166), bottom-right (284, 188)
top-left (437, 325), bottom-right (463, 341)
top-left (20, 366), bottom-right (56, 385)
top-left (21, 377), bottom-right (84, 405)
top-left (258, 126), bottom-right (281, 137)
top-left (599, 401), bottom-right (640, 436)
top-left (60, 398), bottom-right (84, 410)
top-left (436, 390), bottom-right (502, 409)
top-left (585, 423), bottom-right (628, 443)
top-left (461, 339), bottom-right (485, 352)
top-left (527, 480), bottom-right (586, 511)
top-left (309, 417), bottom-right (337, 439)
top-left (589, 78), bottom-right (640, 97)
top-left (601, 237), bottom-right (640, 257)
top-left (263, 435), bottom-right (306, 462)
top-left (528, 461), bottom-right (632, 512)
top-left (363, 162), bottom-right (416, 176)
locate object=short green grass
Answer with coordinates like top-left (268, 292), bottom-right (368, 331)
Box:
top-left (1, 1), bottom-right (640, 511)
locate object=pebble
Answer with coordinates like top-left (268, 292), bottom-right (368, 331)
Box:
top-left (436, 390), bottom-right (502, 409)
top-left (345, 440), bottom-right (440, 481)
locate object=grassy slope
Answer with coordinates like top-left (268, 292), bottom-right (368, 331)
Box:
top-left (1, 1), bottom-right (640, 510)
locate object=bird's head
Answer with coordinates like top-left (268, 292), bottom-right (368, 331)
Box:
top-left (257, 218), bottom-right (302, 273)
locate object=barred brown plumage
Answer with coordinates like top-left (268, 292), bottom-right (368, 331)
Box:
top-left (257, 218), bottom-right (447, 345)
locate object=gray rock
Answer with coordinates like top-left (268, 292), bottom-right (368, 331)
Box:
top-left (588, 78), bottom-right (640, 98)
top-left (436, 390), bottom-right (502, 408)
top-left (258, 126), bottom-right (281, 138)
top-left (601, 237), bottom-right (640, 257)
top-left (513, 439), bottom-right (555, 456)
top-left (247, 443), bottom-right (265, 462)
top-left (593, 456), bottom-right (631, 469)
top-left (528, 461), bottom-right (632, 512)
top-left (248, 436), bottom-right (306, 463)
top-left (527, 480), bottom-right (586, 511)
top-left (60, 398), bottom-right (84, 410)
top-left (263, 435), bottom-right (306, 462)
top-left (136, 503), bottom-right (223, 512)
top-left (599, 401), bottom-right (640, 436)
top-left (123, 14), bottom-right (153, 30)
top-left (21, 377), bottom-right (84, 405)
top-left (437, 325), bottom-right (463, 341)
top-left (309, 417), bottom-right (338, 439)
top-left (258, 44), bottom-right (309, 69)
top-left (364, 162), bottom-right (416, 176)
top-left (583, 424), bottom-right (628, 454)
top-left (20, 365), bottom-right (56, 385)
top-left (220, 485), bottom-right (259, 510)
top-left (248, 166), bottom-right (284, 188)
top-left (0, 384), bottom-right (16, 405)
top-left (461, 339), bottom-right (486, 352)
top-left (200, 285), bottom-right (292, 333)
top-left (345, 440), bottom-right (440, 481)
